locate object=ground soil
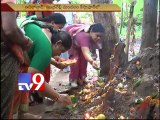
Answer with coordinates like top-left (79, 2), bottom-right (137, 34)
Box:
top-left (14, 41), bottom-right (159, 119)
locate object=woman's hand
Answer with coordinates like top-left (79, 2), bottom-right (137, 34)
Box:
top-left (56, 62), bottom-right (68, 69)
top-left (91, 61), bottom-right (100, 70)
top-left (21, 36), bottom-right (33, 50)
top-left (57, 57), bottom-right (66, 62)
top-left (57, 94), bottom-right (72, 106)
top-left (51, 57), bottom-right (68, 69)
top-left (54, 56), bottom-right (66, 62)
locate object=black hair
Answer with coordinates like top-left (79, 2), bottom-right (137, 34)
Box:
top-left (51, 30), bottom-right (72, 50)
top-left (29, 21), bottom-right (53, 30)
top-left (88, 23), bottom-right (105, 33)
top-left (31, 13), bottom-right (66, 24)
top-left (29, 22), bottom-right (71, 49)
top-left (28, 13), bottom-right (71, 49)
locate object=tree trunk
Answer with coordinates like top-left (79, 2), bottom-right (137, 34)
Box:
top-left (125, 1), bottom-right (135, 61)
top-left (140, 0), bottom-right (158, 51)
top-left (120, 2), bottom-right (124, 34)
top-left (156, 5), bottom-right (159, 41)
top-left (91, 0), bottom-right (119, 77)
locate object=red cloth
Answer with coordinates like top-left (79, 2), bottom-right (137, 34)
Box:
top-left (40, 0), bottom-right (53, 17)
top-left (27, 0), bottom-right (53, 17)
top-left (26, 0), bottom-right (38, 16)
top-left (43, 65), bottom-right (51, 83)
top-left (8, 43), bottom-right (29, 65)
top-left (9, 64), bottom-right (29, 119)
top-left (9, 90), bottom-right (29, 119)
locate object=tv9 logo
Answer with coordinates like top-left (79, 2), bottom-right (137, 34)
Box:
top-left (18, 73), bottom-right (45, 91)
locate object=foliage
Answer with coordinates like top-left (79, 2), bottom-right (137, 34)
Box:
top-left (16, 0), bottom-right (27, 18)
top-left (113, 0), bottom-right (143, 39)
top-left (71, 0), bottom-right (93, 24)
top-left (71, 0), bottom-right (143, 38)
top-left (119, 24), bottom-right (142, 39)
top-left (71, 0), bottom-right (81, 4)
top-left (16, 0), bottom-right (25, 4)
top-left (71, 0), bottom-right (90, 4)
top-left (113, 0), bottom-right (143, 22)
top-left (78, 12), bottom-right (94, 23)
top-left (133, 78), bottom-right (143, 90)
top-left (66, 95), bottom-right (78, 111)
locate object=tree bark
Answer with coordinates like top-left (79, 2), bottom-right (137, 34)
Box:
top-left (125, 1), bottom-right (135, 61)
top-left (91, 0), bottom-right (119, 77)
top-left (156, 5), bottom-right (159, 41)
top-left (120, 2), bottom-right (124, 34)
top-left (140, 0), bottom-right (158, 51)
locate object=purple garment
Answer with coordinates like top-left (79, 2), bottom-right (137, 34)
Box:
top-left (69, 32), bottom-right (92, 56)
top-left (69, 32), bottom-right (94, 81)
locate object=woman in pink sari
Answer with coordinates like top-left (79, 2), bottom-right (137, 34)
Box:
top-left (66, 23), bottom-right (105, 88)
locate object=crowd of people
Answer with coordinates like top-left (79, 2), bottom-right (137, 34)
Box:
top-left (1, 0), bottom-right (105, 119)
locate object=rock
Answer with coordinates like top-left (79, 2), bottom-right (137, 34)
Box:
top-left (154, 105), bottom-right (160, 119)
top-left (140, 43), bottom-right (159, 76)
top-left (135, 74), bottom-right (157, 97)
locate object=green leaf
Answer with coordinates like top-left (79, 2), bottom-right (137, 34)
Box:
top-left (66, 104), bottom-right (74, 111)
top-left (96, 69), bottom-right (100, 76)
top-left (70, 95), bottom-right (78, 103)
top-left (135, 99), bottom-right (143, 105)
top-left (126, 0), bottom-right (133, 4)
top-left (78, 90), bottom-right (83, 95)
top-left (66, 103), bottom-right (78, 111)
top-left (129, 98), bottom-right (143, 106)
top-left (133, 79), bottom-right (142, 90)
top-left (151, 92), bottom-right (158, 99)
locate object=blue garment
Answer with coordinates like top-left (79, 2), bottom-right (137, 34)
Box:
top-left (60, 51), bottom-right (70, 72)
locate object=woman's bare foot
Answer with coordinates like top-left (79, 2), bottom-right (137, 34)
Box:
top-left (18, 112), bottom-right (42, 119)
top-left (77, 80), bottom-right (85, 86)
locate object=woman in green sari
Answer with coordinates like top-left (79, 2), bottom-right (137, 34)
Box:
top-left (12, 13), bottom-right (72, 119)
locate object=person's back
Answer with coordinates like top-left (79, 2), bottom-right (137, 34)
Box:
top-left (1, 0), bottom-right (32, 119)
top-left (24, 22), bottom-right (52, 71)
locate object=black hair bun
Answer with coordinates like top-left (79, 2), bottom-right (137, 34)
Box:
top-left (90, 23), bottom-right (105, 33)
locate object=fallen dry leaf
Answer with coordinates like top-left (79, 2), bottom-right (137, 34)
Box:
top-left (82, 95), bottom-right (92, 101)
top-left (83, 89), bottom-right (91, 94)
top-left (101, 93), bottom-right (106, 97)
top-left (86, 83), bottom-right (94, 88)
top-left (91, 91), bottom-right (98, 96)
top-left (115, 88), bottom-right (127, 94)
